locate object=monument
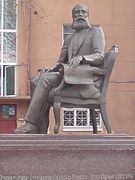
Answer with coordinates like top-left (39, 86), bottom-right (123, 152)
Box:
top-left (0, 3), bottom-right (134, 179)
top-left (14, 3), bottom-right (108, 134)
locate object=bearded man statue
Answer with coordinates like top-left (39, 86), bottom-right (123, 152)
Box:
top-left (14, 4), bottom-right (105, 134)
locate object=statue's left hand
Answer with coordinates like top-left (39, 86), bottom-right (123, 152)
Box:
top-left (70, 56), bottom-right (83, 67)
top-left (47, 62), bottom-right (62, 72)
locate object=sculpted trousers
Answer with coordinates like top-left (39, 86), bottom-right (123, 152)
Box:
top-left (25, 72), bottom-right (62, 126)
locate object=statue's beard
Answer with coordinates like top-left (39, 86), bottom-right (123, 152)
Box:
top-left (72, 17), bottom-right (91, 30)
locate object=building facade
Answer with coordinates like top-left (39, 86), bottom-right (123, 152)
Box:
top-left (0, 0), bottom-right (135, 135)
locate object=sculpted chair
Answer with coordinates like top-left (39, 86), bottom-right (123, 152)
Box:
top-left (50, 45), bottom-right (118, 134)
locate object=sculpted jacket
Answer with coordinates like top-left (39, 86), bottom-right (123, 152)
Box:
top-left (57, 26), bottom-right (106, 99)
top-left (58, 26), bottom-right (105, 66)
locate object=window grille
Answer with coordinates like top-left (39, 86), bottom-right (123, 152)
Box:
top-left (63, 108), bottom-right (102, 131)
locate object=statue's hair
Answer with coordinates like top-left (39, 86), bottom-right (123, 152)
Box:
top-left (72, 4), bottom-right (89, 17)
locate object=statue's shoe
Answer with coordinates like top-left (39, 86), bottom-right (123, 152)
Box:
top-left (14, 123), bottom-right (37, 134)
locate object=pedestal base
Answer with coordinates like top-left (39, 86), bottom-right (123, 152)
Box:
top-left (0, 134), bottom-right (134, 179)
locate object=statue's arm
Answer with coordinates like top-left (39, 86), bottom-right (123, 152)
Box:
top-left (49, 35), bottom-right (71, 72)
top-left (82, 27), bottom-right (105, 66)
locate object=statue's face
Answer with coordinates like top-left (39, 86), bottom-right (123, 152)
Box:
top-left (73, 6), bottom-right (88, 20)
top-left (72, 4), bottom-right (90, 30)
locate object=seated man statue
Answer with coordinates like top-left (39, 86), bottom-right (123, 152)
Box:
top-left (15, 3), bottom-right (105, 134)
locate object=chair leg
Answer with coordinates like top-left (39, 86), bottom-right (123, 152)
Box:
top-left (38, 105), bottom-right (50, 134)
top-left (100, 104), bottom-right (112, 133)
top-left (53, 102), bottom-right (61, 134)
top-left (90, 109), bottom-right (97, 134)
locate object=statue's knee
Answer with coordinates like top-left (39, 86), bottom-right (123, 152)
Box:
top-left (43, 73), bottom-right (62, 87)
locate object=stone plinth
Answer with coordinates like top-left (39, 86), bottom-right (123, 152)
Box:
top-left (0, 134), bottom-right (134, 179)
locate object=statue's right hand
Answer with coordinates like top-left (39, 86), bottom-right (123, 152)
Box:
top-left (70, 56), bottom-right (83, 67)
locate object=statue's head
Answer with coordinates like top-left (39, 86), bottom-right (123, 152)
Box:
top-left (72, 4), bottom-right (91, 30)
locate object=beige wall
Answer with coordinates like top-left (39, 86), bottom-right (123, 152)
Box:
top-left (18, 2), bottom-right (29, 96)
top-left (18, 0), bottom-right (135, 135)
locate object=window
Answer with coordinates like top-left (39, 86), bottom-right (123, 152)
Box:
top-left (62, 24), bottom-right (99, 41)
top-left (62, 24), bottom-right (73, 42)
top-left (0, 0), bottom-right (17, 96)
top-left (63, 108), bottom-right (102, 131)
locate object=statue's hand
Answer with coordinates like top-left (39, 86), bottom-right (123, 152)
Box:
top-left (49, 62), bottom-right (62, 72)
top-left (70, 56), bottom-right (83, 67)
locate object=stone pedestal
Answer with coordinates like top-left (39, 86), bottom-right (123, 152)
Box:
top-left (0, 134), bottom-right (134, 179)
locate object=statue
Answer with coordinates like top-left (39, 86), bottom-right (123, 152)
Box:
top-left (14, 3), bottom-right (105, 134)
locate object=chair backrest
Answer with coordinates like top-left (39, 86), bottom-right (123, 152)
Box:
top-left (101, 45), bottom-right (118, 98)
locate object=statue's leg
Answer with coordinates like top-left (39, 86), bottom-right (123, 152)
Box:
top-left (30, 77), bottom-right (38, 98)
top-left (14, 72), bottom-right (62, 134)
top-left (30, 74), bottom-right (47, 134)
